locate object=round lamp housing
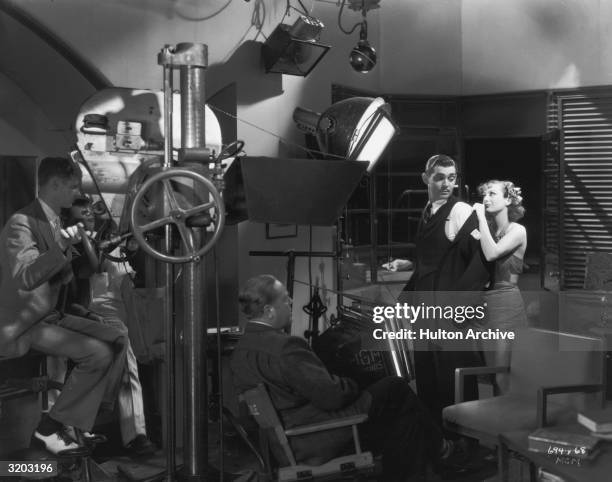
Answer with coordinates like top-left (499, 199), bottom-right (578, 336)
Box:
top-left (349, 39), bottom-right (377, 73)
top-left (315, 97), bottom-right (398, 172)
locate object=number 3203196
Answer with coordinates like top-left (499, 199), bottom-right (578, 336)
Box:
top-left (0, 461), bottom-right (58, 476)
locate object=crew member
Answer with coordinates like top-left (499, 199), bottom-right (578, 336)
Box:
top-left (231, 275), bottom-right (473, 480)
top-left (63, 197), bottom-right (156, 456)
top-left (0, 157), bottom-right (125, 455)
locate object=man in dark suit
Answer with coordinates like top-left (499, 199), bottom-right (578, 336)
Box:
top-left (395, 154), bottom-right (491, 425)
top-left (0, 157), bottom-right (126, 455)
top-left (231, 275), bottom-right (471, 480)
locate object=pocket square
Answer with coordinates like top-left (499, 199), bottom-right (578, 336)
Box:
top-left (470, 229), bottom-right (481, 240)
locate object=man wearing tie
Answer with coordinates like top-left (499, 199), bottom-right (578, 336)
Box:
top-left (392, 154), bottom-right (491, 425)
top-left (0, 157), bottom-right (125, 455)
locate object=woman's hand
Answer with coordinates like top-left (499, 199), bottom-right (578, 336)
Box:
top-left (472, 203), bottom-right (486, 219)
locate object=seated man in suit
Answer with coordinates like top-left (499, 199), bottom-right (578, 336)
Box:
top-left (0, 157), bottom-right (126, 455)
top-left (231, 275), bottom-right (472, 481)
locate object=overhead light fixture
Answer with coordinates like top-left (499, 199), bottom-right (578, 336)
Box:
top-left (350, 22), bottom-right (376, 73)
top-left (293, 97), bottom-right (399, 172)
top-left (262, 14), bottom-right (331, 76)
top-left (338, 0), bottom-right (379, 73)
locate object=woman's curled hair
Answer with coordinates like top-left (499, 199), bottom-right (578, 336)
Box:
top-left (477, 180), bottom-right (525, 222)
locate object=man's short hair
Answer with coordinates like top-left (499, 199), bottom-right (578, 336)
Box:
top-left (38, 157), bottom-right (82, 187)
top-left (239, 274), bottom-right (280, 320)
top-left (424, 154), bottom-right (456, 177)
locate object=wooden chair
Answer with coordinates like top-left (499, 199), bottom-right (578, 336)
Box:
top-left (442, 327), bottom-right (607, 447)
top-left (241, 384), bottom-right (375, 481)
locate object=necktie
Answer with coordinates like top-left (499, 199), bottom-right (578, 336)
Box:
top-left (423, 203), bottom-right (433, 223)
top-left (51, 218), bottom-right (62, 242)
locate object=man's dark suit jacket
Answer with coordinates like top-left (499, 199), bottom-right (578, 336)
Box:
top-left (406, 209), bottom-right (491, 293)
top-left (402, 198), bottom-right (491, 417)
top-left (403, 202), bottom-right (492, 333)
top-left (230, 322), bottom-right (372, 465)
top-left (435, 211), bottom-right (491, 292)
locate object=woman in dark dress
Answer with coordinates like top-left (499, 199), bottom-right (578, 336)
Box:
top-left (473, 180), bottom-right (528, 394)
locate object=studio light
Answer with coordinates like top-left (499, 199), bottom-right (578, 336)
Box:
top-left (262, 14), bottom-right (331, 76)
top-left (350, 22), bottom-right (376, 73)
top-left (338, 0), bottom-right (379, 73)
top-left (293, 97), bottom-right (399, 172)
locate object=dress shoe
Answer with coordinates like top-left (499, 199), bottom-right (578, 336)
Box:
top-left (82, 431), bottom-right (107, 444)
top-left (433, 439), bottom-right (483, 481)
top-left (31, 428), bottom-right (90, 457)
top-left (65, 426), bottom-right (108, 445)
top-left (126, 434), bottom-right (156, 456)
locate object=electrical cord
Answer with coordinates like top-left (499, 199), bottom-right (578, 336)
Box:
top-left (296, 0), bottom-right (310, 15)
top-left (71, 146), bottom-right (118, 232)
top-left (252, 0), bottom-right (266, 35)
top-left (309, 224), bottom-right (313, 302)
top-left (337, 0), bottom-right (362, 35)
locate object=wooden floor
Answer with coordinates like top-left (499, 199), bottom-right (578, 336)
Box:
top-left (89, 420), bottom-right (262, 481)
top-left (67, 418), bottom-right (502, 482)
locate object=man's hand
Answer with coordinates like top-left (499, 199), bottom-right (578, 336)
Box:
top-left (472, 203), bottom-right (486, 219)
top-left (60, 222), bottom-right (92, 244)
top-left (58, 222), bottom-right (92, 252)
top-left (382, 259), bottom-right (413, 272)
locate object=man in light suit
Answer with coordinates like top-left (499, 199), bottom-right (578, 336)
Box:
top-left (0, 157), bottom-right (126, 455)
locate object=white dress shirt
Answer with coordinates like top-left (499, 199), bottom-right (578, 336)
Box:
top-left (38, 198), bottom-right (62, 242)
top-left (427, 199), bottom-right (472, 242)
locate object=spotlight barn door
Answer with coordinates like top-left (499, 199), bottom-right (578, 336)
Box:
top-left (554, 91), bottom-right (612, 289)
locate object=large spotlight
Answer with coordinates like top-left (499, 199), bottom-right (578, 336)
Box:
top-left (293, 97), bottom-right (399, 172)
top-left (262, 14), bottom-right (331, 76)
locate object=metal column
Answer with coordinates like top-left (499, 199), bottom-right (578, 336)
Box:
top-left (161, 56), bottom-right (176, 482)
top-left (158, 42), bottom-right (209, 481)
top-left (178, 45), bottom-right (208, 481)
